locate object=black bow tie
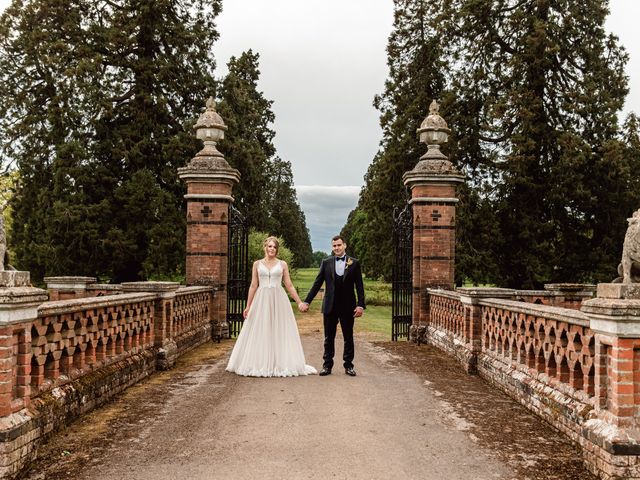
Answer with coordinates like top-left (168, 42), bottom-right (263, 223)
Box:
top-left (336, 256), bottom-right (346, 262)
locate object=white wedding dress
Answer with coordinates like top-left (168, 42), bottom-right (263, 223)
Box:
top-left (226, 260), bottom-right (317, 377)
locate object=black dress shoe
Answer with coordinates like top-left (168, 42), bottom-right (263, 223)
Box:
top-left (319, 367), bottom-right (332, 376)
top-left (345, 367), bottom-right (356, 377)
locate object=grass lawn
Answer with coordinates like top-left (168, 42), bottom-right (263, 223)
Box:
top-left (291, 267), bottom-right (393, 341)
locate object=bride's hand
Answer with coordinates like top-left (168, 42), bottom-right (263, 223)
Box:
top-left (243, 307), bottom-right (249, 319)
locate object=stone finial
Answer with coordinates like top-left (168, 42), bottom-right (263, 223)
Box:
top-left (193, 96), bottom-right (228, 159)
top-left (404, 100), bottom-right (463, 186)
top-left (194, 97), bottom-right (227, 132)
top-left (419, 100), bottom-right (450, 134)
top-left (178, 96), bottom-right (240, 184)
top-left (415, 99), bottom-right (453, 162)
top-left (618, 208), bottom-right (640, 284)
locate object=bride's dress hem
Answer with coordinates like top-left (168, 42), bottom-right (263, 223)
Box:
top-left (225, 365), bottom-right (317, 377)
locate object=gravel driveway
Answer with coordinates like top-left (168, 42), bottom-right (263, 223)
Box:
top-left (24, 333), bottom-right (511, 480)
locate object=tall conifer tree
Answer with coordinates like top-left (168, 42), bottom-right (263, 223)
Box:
top-left (441, 0), bottom-right (635, 287)
top-left (0, 0), bottom-right (221, 281)
top-left (345, 0), bottom-right (640, 287)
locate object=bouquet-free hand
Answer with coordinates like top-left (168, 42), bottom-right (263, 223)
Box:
top-left (354, 306), bottom-right (364, 318)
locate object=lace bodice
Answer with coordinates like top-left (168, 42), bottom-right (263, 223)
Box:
top-left (258, 260), bottom-right (283, 288)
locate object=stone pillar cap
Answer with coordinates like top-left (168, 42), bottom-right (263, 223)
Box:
top-left (178, 160), bottom-right (240, 184)
top-left (403, 162), bottom-right (464, 187)
top-left (595, 283), bottom-right (640, 300)
top-left (582, 297), bottom-right (640, 337)
top-left (0, 286), bottom-right (49, 325)
top-left (44, 276), bottom-right (97, 288)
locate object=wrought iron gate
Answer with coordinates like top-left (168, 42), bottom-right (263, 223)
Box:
top-left (392, 204), bottom-right (413, 341)
top-left (227, 205), bottom-right (249, 337)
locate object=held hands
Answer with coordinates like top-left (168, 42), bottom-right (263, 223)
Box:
top-left (298, 302), bottom-right (309, 313)
top-left (354, 306), bottom-right (364, 318)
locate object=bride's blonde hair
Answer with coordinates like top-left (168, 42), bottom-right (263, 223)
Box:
top-left (263, 236), bottom-right (280, 254)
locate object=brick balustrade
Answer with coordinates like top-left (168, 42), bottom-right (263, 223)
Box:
top-left (31, 293), bottom-right (157, 398)
top-left (172, 286), bottom-right (212, 339)
top-left (0, 283), bottom-right (216, 478)
top-left (480, 298), bottom-right (596, 397)
top-left (421, 286), bottom-right (640, 479)
top-left (430, 290), bottom-right (465, 340)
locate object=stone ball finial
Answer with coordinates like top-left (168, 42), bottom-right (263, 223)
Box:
top-left (194, 97), bottom-right (227, 132)
top-left (178, 96), bottom-right (240, 184)
top-left (192, 96), bottom-right (228, 159)
top-left (403, 100), bottom-right (464, 187)
top-left (417, 100), bottom-right (451, 141)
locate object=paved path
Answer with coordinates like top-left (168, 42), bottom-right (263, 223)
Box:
top-left (38, 334), bottom-right (512, 480)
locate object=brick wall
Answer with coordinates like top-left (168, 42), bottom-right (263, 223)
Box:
top-left (420, 288), bottom-right (640, 479)
top-left (0, 284), bottom-right (216, 479)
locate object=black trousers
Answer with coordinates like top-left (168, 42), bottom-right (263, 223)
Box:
top-left (323, 309), bottom-right (354, 370)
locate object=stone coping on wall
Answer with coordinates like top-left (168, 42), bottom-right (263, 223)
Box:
top-left (544, 283), bottom-right (597, 293)
top-left (121, 281), bottom-right (180, 292)
top-left (427, 286), bottom-right (595, 299)
top-left (176, 285), bottom-right (215, 295)
top-left (517, 290), bottom-right (555, 297)
top-left (426, 288), bottom-right (591, 327)
top-left (86, 284), bottom-right (123, 292)
top-left (37, 292), bottom-right (158, 316)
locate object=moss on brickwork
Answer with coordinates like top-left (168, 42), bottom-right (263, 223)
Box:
top-left (30, 351), bottom-right (156, 442)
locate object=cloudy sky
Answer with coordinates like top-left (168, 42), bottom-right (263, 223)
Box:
top-left (1, 1), bottom-right (639, 252)
top-left (213, 0), bottom-right (640, 252)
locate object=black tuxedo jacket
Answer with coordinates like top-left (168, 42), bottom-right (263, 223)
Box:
top-left (304, 255), bottom-right (365, 315)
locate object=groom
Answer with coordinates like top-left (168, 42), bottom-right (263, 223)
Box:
top-left (301, 235), bottom-right (365, 376)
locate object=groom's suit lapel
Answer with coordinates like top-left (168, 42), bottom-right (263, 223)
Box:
top-left (329, 257), bottom-right (335, 282)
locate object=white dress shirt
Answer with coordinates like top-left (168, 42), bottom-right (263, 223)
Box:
top-left (335, 256), bottom-right (346, 276)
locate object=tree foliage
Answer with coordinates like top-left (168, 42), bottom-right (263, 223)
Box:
top-left (0, 0), bottom-right (221, 281)
top-left (311, 250), bottom-right (329, 267)
top-left (344, 0), bottom-right (640, 287)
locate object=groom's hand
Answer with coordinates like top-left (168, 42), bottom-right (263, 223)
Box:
top-left (298, 302), bottom-right (309, 312)
top-left (354, 306), bottom-right (364, 318)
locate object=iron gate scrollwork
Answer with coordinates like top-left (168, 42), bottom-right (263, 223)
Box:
top-left (392, 203), bottom-right (413, 341)
top-left (227, 205), bottom-right (249, 337)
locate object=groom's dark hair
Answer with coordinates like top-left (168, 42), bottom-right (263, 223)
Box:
top-left (332, 235), bottom-right (345, 243)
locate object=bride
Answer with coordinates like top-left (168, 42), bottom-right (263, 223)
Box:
top-left (226, 236), bottom-right (317, 377)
